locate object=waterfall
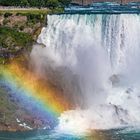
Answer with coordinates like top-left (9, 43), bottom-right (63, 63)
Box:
top-left (31, 14), bottom-right (140, 133)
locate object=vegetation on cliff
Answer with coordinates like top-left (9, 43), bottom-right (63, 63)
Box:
top-left (0, 27), bottom-right (32, 49)
top-left (0, 11), bottom-right (47, 64)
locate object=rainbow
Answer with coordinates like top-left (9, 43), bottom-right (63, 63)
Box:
top-left (0, 62), bottom-right (108, 139)
top-left (0, 62), bottom-right (70, 126)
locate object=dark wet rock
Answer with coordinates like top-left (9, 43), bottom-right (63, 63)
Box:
top-left (126, 88), bottom-right (133, 94)
top-left (109, 74), bottom-right (120, 86)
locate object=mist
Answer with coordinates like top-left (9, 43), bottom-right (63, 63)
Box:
top-left (30, 14), bottom-right (140, 133)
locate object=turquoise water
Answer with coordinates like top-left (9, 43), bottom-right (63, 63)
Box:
top-left (65, 2), bottom-right (140, 14)
top-left (0, 130), bottom-right (83, 140)
top-left (0, 128), bottom-right (140, 140)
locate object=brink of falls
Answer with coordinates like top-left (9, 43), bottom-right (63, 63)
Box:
top-left (31, 14), bottom-right (140, 134)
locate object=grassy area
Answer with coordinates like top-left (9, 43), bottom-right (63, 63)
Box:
top-left (0, 9), bottom-right (50, 14)
top-left (0, 8), bottom-right (64, 14)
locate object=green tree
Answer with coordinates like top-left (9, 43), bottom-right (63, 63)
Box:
top-left (27, 0), bottom-right (38, 7)
top-left (20, 0), bottom-right (29, 7)
top-left (0, 0), bottom-right (71, 8)
top-left (0, 0), bottom-right (20, 6)
top-left (46, 0), bottom-right (59, 9)
top-left (58, 0), bottom-right (71, 7)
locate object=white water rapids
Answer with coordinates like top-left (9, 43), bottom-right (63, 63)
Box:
top-left (30, 14), bottom-right (140, 134)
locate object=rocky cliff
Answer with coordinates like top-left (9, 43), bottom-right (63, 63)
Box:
top-left (0, 11), bottom-right (47, 131)
top-left (0, 12), bottom-right (45, 64)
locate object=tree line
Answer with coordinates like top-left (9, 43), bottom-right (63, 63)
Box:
top-left (0, 0), bottom-right (72, 8)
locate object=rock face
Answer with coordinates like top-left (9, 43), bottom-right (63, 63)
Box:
top-left (0, 13), bottom-right (45, 64)
top-left (1, 13), bottom-right (44, 39)
top-left (0, 85), bottom-right (50, 131)
top-left (5, 15), bottom-right (27, 28)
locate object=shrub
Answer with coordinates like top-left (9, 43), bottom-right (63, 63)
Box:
top-left (46, 0), bottom-right (60, 9)
top-left (0, 27), bottom-right (33, 48)
top-left (3, 19), bottom-right (9, 25)
top-left (4, 13), bottom-right (12, 18)
top-left (19, 25), bottom-right (24, 31)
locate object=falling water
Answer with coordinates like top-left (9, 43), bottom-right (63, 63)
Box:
top-left (31, 14), bottom-right (140, 134)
